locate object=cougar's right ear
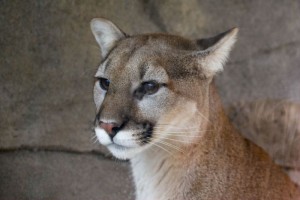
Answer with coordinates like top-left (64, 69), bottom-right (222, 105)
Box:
top-left (187, 28), bottom-right (238, 78)
top-left (90, 18), bottom-right (126, 58)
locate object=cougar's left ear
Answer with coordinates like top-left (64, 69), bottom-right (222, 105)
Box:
top-left (191, 28), bottom-right (238, 77)
top-left (90, 18), bottom-right (126, 58)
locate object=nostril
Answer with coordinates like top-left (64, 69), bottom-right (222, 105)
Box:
top-left (99, 120), bottom-right (127, 140)
top-left (99, 122), bottom-right (117, 135)
top-left (112, 126), bottom-right (121, 133)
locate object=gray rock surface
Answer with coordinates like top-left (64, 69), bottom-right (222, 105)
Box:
top-left (0, 150), bottom-right (134, 200)
top-left (1, 0), bottom-right (300, 199)
top-left (227, 100), bottom-right (300, 168)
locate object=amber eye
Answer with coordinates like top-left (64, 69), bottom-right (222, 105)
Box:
top-left (99, 78), bottom-right (110, 91)
top-left (142, 81), bottom-right (159, 95)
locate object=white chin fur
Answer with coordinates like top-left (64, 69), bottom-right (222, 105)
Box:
top-left (107, 144), bottom-right (145, 160)
top-left (113, 130), bottom-right (141, 148)
top-left (95, 127), bottom-right (112, 145)
top-left (95, 127), bottom-right (145, 159)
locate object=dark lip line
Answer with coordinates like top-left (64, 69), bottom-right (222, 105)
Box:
top-left (107, 123), bottom-right (154, 147)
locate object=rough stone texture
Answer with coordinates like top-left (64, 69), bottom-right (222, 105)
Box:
top-left (227, 100), bottom-right (300, 168)
top-left (1, 0), bottom-right (300, 199)
top-left (226, 100), bottom-right (300, 185)
top-left (1, 0), bottom-right (300, 154)
top-left (0, 151), bottom-right (134, 200)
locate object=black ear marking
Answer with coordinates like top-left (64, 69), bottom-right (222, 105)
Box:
top-left (196, 28), bottom-right (237, 50)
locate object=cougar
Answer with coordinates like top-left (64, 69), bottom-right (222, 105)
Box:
top-left (90, 18), bottom-right (300, 200)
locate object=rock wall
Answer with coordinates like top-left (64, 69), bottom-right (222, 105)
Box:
top-left (1, 1), bottom-right (300, 199)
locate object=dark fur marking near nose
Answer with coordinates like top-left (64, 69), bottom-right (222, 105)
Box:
top-left (142, 122), bottom-right (154, 144)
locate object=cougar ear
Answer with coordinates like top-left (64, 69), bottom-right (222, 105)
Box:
top-left (90, 18), bottom-right (126, 58)
top-left (193, 28), bottom-right (238, 77)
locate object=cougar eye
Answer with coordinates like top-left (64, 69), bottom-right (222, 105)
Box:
top-left (99, 78), bottom-right (110, 90)
top-left (142, 81), bottom-right (159, 95)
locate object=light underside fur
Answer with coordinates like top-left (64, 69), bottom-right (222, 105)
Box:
top-left (131, 101), bottom-right (204, 200)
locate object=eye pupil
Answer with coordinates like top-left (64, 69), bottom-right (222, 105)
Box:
top-left (143, 81), bottom-right (159, 95)
top-left (99, 78), bottom-right (110, 90)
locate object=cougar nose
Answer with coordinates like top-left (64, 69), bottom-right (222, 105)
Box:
top-left (99, 122), bottom-right (120, 139)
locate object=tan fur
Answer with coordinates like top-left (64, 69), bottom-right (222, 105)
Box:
top-left (91, 18), bottom-right (300, 199)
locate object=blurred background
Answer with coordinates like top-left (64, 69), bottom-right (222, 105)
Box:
top-left (0, 1), bottom-right (299, 199)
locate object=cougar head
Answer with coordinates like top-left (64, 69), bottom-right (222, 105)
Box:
top-left (91, 18), bottom-right (237, 159)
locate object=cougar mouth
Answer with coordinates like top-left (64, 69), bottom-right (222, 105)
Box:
top-left (105, 123), bottom-right (154, 159)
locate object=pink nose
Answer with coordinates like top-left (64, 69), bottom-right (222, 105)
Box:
top-left (99, 122), bottom-right (116, 135)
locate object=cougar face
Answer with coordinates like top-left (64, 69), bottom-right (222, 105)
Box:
top-left (91, 19), bottom-right (237, 159)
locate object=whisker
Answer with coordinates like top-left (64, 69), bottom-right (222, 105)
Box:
top-left (155, 125), bottom-right (214, 132)
top-left (156, 124), bottom-right (201, 130)
top-left (196, 112), bottom-right (211, 124)
top-left (153, 137), bottom-right (183, 152)
top-left (154, 132), bottom-right (212, 137)
top-left (155, 139), bottom-right (184, 153)
top-left (154, 130), bottom-right (214, 134)
top-left (93, 137), bottom-right (99, 144)
top-left (160, 137), bottom-right (200, 144)
top-left (147, 143), bottom-right (156, 153)
top-left (151, 142), bottom-right (174, 156)
top-left (155, 128), bottom-right (201, 132)
top-left (90, 134), bottom-right (97, 141)
top-left (90, 132), bottom-right (99, 144)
